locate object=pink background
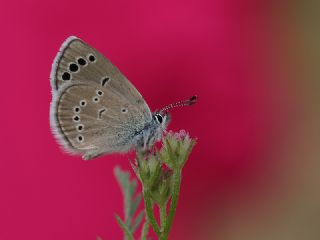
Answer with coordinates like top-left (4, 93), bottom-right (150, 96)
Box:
top-left (2, 0), bottom-right (320, 239)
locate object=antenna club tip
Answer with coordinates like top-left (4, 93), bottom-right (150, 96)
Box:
top-left (189, 95), bottom-right (198, 105)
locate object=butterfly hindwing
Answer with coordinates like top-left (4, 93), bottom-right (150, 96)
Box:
top-left (50, 81), bottom-right (149, 159)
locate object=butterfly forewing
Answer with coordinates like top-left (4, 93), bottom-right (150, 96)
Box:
top-left (50, 36), bottom-right (151, 120)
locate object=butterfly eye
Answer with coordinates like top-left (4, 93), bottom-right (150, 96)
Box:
top-left (155, 114), bottom-right (163, 124)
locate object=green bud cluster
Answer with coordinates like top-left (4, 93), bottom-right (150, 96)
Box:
top-left (136, 153), bottom-right (172, 206)
top-left (135, 130), bottom-right (196, 206)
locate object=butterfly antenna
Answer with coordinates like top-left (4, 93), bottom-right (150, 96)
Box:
top-left (160, 95), bottom-right (197, 113)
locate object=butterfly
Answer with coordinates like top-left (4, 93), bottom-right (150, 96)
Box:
top-left (50, 36), bottom-right (197, 160)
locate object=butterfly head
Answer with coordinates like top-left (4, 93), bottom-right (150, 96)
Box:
top-left (152, 112), bottom-right (171, 130)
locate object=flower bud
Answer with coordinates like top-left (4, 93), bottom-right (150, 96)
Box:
top-left (136, 153), bottom-right (162, 190)
top-left (149, 169), bottom-right (173, 205)
top-left (159, 130), bottom-right (196, 169)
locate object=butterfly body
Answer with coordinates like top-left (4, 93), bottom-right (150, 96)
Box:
top-left (50, 36), bottom-right (170, 160)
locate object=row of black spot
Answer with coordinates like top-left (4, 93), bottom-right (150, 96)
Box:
top-left (61, 54), bottom-right (96, 81)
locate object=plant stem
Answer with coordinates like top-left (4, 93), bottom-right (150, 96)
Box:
top-left (143, 189), bottom-right (161, 236)
top-left (162, 170), bottom-right (182, 239)
top-left (159, 203), bottom-right (167, 231)
top-left (141, 221), bottom-right (149, 240)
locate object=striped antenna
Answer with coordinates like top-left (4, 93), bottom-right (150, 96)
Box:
top-left (160, 95), bottom-right (197, 113)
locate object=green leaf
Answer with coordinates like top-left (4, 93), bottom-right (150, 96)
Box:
top-left (114, 167), bottom-right (132, 223)
top-left (115, 214), bottom-right (134, 240)
top-left (132, 210), bottom-right (145, 232)
top-left (130, 193), bottom-right (142, 218)
top-left (114, 166), bottom-right (146, 238)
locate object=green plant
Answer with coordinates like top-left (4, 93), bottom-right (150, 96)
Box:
top-left (101, 130), bottom-right (196, 240)
top-left (114, 166), bottom-right (147, 240)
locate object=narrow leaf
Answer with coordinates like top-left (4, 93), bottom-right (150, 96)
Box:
top-left (130, 193), bottom-right (142, 217)
top-left (115, 214), bottom-right (134, 240)
top-left (132, 210), bottom-right (145, 232)
top-left (124, 183), bottom-right (132, 224)
top-left (129, 179), bottom-right (138, 197)
top-left (114, 167), bottom-right (133, 224)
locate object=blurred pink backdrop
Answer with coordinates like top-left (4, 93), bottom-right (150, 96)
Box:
top-left (1, 0), bottom-right (320, 239)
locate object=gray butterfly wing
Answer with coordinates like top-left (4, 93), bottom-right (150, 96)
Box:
top-left (50, 81), bottom-right (150, 160)
top-left (50, 36), bottom-right (150, 120)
